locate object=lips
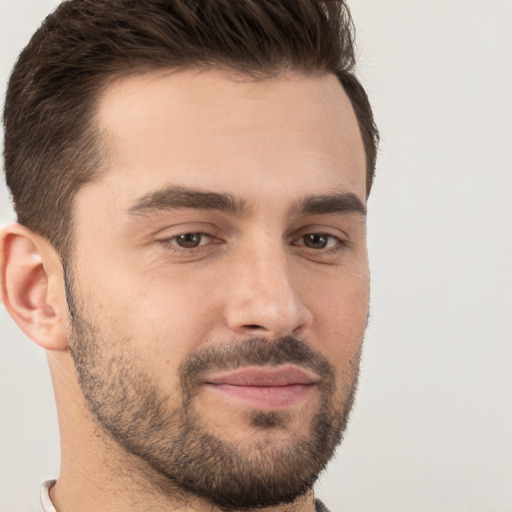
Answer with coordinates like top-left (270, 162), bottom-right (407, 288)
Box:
top-left (203, 365), bottom-right (319, 409)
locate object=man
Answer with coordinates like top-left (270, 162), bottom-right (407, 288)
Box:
top-left (1, 0), bottom-right (378, 510)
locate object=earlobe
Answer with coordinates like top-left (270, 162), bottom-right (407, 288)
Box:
top-left (0, 224), bottom-right (69, 351)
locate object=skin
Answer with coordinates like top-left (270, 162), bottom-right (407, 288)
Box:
top-left (0, 69), bottom-right (369, 512)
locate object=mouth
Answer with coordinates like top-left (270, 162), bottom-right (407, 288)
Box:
top-left (203, 365), bottom-right (320, 410)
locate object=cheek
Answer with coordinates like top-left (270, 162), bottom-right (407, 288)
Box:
top-left (113, 274), bottom-right (223, 356)
top-left (72, 268), bottom-right (212, 379)
top-left (307, 272), bottom-right (369, 363)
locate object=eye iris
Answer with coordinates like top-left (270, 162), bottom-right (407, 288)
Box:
top-left (304, 233), bottom-right (329, 249)
top-left (176, 233), bottom-right (202, 248)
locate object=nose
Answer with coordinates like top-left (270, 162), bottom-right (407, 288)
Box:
top-left (223, 239), bottom-right (313, 339)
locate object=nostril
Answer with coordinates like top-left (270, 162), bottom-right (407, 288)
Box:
top-left (244, 324), bottom-right (264, 330)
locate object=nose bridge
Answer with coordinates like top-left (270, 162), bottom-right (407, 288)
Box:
top-left (225, 233), bottom-right (311, 337)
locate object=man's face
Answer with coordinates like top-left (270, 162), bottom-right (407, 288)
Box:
top-left (66, 70), bottom-right (369, 509)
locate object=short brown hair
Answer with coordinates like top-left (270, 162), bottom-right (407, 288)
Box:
top-left (3, 0), bottom-right (378, 258)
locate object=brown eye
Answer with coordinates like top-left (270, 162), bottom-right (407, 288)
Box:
top-left (173, 233), bottom-right (207, 248)
top-left (302, 233), bottom-right (331, 249)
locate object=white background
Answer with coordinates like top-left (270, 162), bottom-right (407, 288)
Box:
top-left (1, 1), bottom-right (511, 511)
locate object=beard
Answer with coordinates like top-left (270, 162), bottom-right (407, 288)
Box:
top-left (65, 272), bottom-right (362, 510)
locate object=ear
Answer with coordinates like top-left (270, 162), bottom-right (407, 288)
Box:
top-left (0, 223), bottom-right (69, 351)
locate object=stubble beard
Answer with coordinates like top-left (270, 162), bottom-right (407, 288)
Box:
top-left (65, 275), bottom-right (362, 510)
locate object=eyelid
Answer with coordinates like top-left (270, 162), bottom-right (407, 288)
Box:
top-left (292, 233), bottom-right (342, 248)
top-left (293, 234), bottom-right (348, 256)
top-left (170, 232), bottom-right (212, 246)
top-left (153, 221), bottom-right (219, 237)
top-left (289, 223), bottom-right (350, 242)
top-left (158, 231), bottom-right (217, 249)
top-left (151, 221), bottom-right (220, 254)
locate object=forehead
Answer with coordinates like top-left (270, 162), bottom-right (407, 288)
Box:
top-left (85, 69), bottom-right (366, 212)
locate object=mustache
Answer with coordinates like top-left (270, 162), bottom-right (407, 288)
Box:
top-left (179, 336), bottom-right (335, 398)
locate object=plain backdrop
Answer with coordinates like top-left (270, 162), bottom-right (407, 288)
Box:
top-left (1, 1), bottom-right (511, 511)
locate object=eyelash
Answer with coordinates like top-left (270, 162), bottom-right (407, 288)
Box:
top-left (159, 232), bottom-right (347, 255)
top-left (292, 233), bottom-right (346, 252)
top-left (159, 232), bottom-right (215, 253)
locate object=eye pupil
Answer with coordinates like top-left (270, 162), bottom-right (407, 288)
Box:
top-left (176, 233), bottom-right (202, 248)
top-left (304, 234), bottom-right (328, 249)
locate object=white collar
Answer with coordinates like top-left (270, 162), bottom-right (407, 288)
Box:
top-left (41, 480), bottom-right (57, 512)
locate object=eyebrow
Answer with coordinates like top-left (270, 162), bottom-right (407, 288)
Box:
top-left (291, 192), bottom-right (366, 217)
top-left (127, 185), bottom-right (366, 219)
top-left (127, 186), bottom-right (251, 218)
